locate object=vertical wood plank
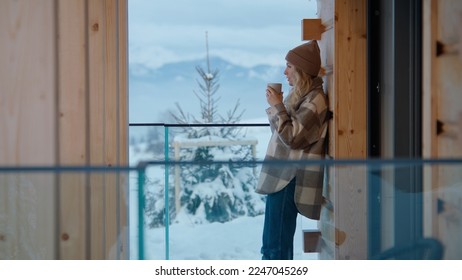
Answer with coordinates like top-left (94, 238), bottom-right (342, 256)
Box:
top-left (422, 0), bottom-right (439, 238)
top-left (334, 0), bottom-right (367, 159)
top-left (117, 0), bottom-right (129, 259)
top-left (317, 0), bottom-right (336, 259)
top-left (57, 0), bottom-right (88, 259)
top-left (317, 0), bottom-right (367, 259)
top-left (318, 20), bottom-right (335, 157)
top-left (334, 0), bottom-right (367, 260)
top-left (88, 0), bottom-right (128, 259)
top-left (0, 0), bottom-right (56, 165)
top-left (434, 0), bottom-right (462, 259)
top-left (88, 0), bottom-right (106, 259)
top-left (0, 0), bottom-right (57, 259)
top-left (102, 0), bottom-right (119, 259)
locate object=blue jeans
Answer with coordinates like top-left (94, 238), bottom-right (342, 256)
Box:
top-left (261, 178), bottom-right (298, 260)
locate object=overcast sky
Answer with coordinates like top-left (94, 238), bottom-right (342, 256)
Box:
top-left (128, 0), bottom-right (318, 69)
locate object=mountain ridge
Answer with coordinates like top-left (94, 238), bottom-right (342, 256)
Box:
top-left (129, 56), bottom-right (287, 123)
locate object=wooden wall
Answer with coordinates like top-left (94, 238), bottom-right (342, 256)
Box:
top-left (0, 0), bottom-right (128, 259)
top-left (313, 0), bottom-right (461, 260)
top-left (422, 0), bottom-right (462, 259)
top-left (311, 0), bottom-right (367, 259)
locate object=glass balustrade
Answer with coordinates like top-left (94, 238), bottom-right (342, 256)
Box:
top-left (130, 124), bottom-right (462, 260)
top-left (0, 165), bottom-right (136, 260)
top-left (0, 123), bottom-right (461, 260)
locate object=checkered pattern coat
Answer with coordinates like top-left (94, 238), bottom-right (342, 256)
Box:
top-left (256, 77), bottom-right (328, 220)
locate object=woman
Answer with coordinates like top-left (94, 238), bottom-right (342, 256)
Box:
top-left (256, 40), bottom-right (329, 260)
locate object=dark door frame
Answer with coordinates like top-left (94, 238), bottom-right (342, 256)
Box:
top-left (367, 0), bottom-right (423, 258)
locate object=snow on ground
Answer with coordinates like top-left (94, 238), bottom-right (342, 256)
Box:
top-left (137, 212), bottom-right (318, 260)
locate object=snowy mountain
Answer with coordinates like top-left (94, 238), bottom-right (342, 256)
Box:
top-left (129, 57), bottom-right (287, 123)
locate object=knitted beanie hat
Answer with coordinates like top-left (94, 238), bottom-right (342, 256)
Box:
top-left (285, 40), bottom-right (321, 76)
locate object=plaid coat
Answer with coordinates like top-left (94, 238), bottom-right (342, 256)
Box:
top-left (256, 77), bottom-right (328, 220)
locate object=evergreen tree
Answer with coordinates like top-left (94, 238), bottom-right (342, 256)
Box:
top-left (146, 31), bottom-right (265, 226)
top-left (170, 31), bottom-right (243, 126)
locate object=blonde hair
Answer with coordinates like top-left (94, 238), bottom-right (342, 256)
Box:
top-left (285, 67), bottom-right (315, 113)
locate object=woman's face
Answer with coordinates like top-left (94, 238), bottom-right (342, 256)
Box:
top-left (284, 62), bottom-right (296, 87)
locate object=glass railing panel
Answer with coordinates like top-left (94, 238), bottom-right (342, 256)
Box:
top-left (3, 159), bottom-right (461, 259)
top-left (424, 162), bottom-right (462, 260)
top-left (131, 123), bottom-right (276, 260)
top-left (138, 160), bottom-right (318, 260)
top-left (0, 167), bottom-right (133, 260)
top-left (137, 158), bottom-right (462, 260)
top-left (326, 159), bottom-right (462, 260)
top-left (129, 123), bottom-right (462, 260)
top-left (0, 171), bottom-right (56, 259)
top-left (166, 160), bottom-right (266, 260)
top-left (128, 123), bottom-right (271, 163)
top-left (133, 164), bottom-right (168, 260)
top-left (129, 124), bottom-right (166, 164)
top-left (129, 123), bottom-right (274, 259)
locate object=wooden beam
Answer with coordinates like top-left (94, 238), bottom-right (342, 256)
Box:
top-left (303, 230), bottom-right (321, 253)
top-left (302, 19), bottom-right (325, 40)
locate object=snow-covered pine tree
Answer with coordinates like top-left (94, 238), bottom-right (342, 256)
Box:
top-left (148, 31), bottom-right (265, 226)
